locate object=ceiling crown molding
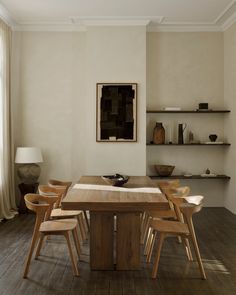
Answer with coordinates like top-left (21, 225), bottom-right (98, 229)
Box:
top-left (148, 0), bottom-right (236, 32)
top-left (70, 17), bottom-right (151, 27)
top-left (214, 0), bottom-right (236, 25)
top-left (147, 24), bottom-right (220, 33)
top-left (222, 11), bottom-right (236, 31)
top-left (13, 21), bottom-right (87, 32)
top-left (0, 3), bottom-right (17, 27)
top-left (2, 1), bottom-right (236, 32)
top-left (13, 17), bottom-right (151, 31)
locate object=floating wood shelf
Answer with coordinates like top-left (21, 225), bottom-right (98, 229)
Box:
top-left (146, 143), bottom-right (231, 146)
top-left (146, 110), bottom-right (230, 113)
top-left (149, 175), bottom-right (231, 180)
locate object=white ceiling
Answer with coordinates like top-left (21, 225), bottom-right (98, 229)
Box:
top-left (0, 0), bottom-right (236, 31)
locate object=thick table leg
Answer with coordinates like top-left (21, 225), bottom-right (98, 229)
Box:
top-left (90, 211), bottom-right (114, 270)
top-left (116, 212), bottom-right (141, 270)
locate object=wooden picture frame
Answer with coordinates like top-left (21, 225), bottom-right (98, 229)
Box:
top-left (96, 83), bottom-right (137, 142)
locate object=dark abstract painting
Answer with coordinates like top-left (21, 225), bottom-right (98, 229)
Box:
top-left (96, 83), bottom-right (137, 142)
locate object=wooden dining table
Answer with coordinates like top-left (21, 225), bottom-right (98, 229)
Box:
top-left (61, 176), bottom-right (169, 270)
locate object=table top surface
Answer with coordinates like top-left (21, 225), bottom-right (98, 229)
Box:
top-left (61, 176), bottom-right (169, 212)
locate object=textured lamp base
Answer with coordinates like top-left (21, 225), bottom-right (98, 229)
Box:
top-left (17, 163), bottom-right (41, 184)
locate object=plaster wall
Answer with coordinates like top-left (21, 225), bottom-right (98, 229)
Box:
top-left (224, 22), bottom-right (236, 213)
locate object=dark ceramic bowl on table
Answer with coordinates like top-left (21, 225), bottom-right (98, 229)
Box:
top-left (102, 174), bottom-right (129, 187)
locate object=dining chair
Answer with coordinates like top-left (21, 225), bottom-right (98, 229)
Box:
top-left (39, 184), bottom-right (86, 242)
top-left (48, 178), bottom-right (90, 234)
top-left (144, 185), bottom-right (191, 257)
top-left (149, 193), bottom-right (206, 280)
top-left (140, 180), bottom-right (180, 245)
top-left (23, 193), bottom-right (80, 278)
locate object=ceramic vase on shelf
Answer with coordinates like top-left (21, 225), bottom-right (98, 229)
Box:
top-left (178, 123), bottom-right (187, 144)
top-left (153, 122), bottom-right (165, 144)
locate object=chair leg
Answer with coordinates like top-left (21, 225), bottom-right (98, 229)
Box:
top-left (147, 231), bottom-right (156, 263)
top-left (72, 228), bottom-right (82, 259)
top-left (141, 214), bottom-right (149, 244)
top-left (177, 236), bottom-right (182, 243)
top-left (151, 233), bottom-right (165, 279)
top-left (185, 238), bottom-right (193, 261)
top-left (35, 233), bottom-right (45, 259)
top-left (140, 212), bottom-right (146, 242)
top-left (181, 236), bottom-right (193, 261)
top-left (76, 222), bottom-right (83, 243)
top-left (188, 219), bottom-right (206, 280)
top-left (23, 231), bottom-right (39, 278)
top-left (83, 210), bottom-right (90, 232)
top-left (142, 216), bottom-right (151, 245)
top-left (78, 214), bottom-right (86, 241)
top-left (64, 232), bottom-right (79, 277)
top-left (144, 227), bottom-right (153, 255)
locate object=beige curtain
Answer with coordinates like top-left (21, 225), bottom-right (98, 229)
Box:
top-left (0, 19), bottom-right (17, 221)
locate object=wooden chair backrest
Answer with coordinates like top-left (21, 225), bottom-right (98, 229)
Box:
top-left (172, 186), bottom-right (190, 198)
top-left (24, 193), bottom-right (59, 223)
top-left (48, 179), bottom-right (72, 191)
top-left (38, 184), bottom-right (67, 209)
top-left (158, 179), bottom-right (180, 191)
top-left (158, 180), bottom-right (181, 209)
top-left (163, 187), bottom-right (204, 224)
top-left (180, 195), bottom-right (204, 216)
top-left (48, 179), bottom-right (72, 202)
top-left (160, 185), bottom-right (189, 212)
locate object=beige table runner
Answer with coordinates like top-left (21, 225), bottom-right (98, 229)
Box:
top-left (73, 183), bottom-right (162, 194)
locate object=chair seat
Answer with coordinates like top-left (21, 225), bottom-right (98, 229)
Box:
top-left (147, 209), bottom-right (176, 219)
top-left (51, 208), bottom-right (82, 218)
top-left (40, 218), bottom-right (78, 233)
top-left (151, 219), bottom-right (189, 235)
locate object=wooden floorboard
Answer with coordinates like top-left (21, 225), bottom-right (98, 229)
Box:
top-left (0, 208), bottom-right (236, 295)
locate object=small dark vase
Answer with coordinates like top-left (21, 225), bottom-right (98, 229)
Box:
top-left (209, 134), bottom-right (217, 142)
top-left (178, 123), bottom-right (187, 144)
top-left (153, 122), bottom-right (165, 144)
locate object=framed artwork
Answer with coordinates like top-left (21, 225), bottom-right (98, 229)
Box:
top-left (96, 83), bottom-right (137, 142)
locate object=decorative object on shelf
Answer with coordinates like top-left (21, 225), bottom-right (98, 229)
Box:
top-left (96, 83), bottom-right (137, 142)
top-left (205, 168), bottom-right (211, 174)
top-left (102, 174), bottom-right (129, 187)
top-left (188, 131), bottom-right (200, 144)
top-left (153, 122), bottom-right (165, 144)
top-left (197, 103), bottom-right (209, 111)
top-left (178, 123), bottom-right (187, 144)
top-left (209, 134), bottom-right (218, 142)
top-left (168, 125), bottom-right (173, 144)
top-left (201, 173), bottom-right (217, 177)
top-left (15, 147), bottom-right (43, 184)
top-left (188, 131), bottom-right (194, 143)
top-left (164, 107), bottom-right (181, 111)
top-left (201, 168), bottom-right (216, 177)
top-left (155, 165), bottom-right (175, 177)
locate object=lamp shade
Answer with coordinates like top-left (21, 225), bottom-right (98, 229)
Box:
top-left (15, 147), bottom-right (43, 164)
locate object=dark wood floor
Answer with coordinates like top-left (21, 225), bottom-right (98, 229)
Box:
top-left (0, 208), bottom-right (236, 295)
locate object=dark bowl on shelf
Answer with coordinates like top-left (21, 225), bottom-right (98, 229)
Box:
top-left (209, 134), bottom-right (218, 142)
top-left (155, 165), bottom-right (175, 177)
top-left (102, 174), bottom-right (129, 187)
